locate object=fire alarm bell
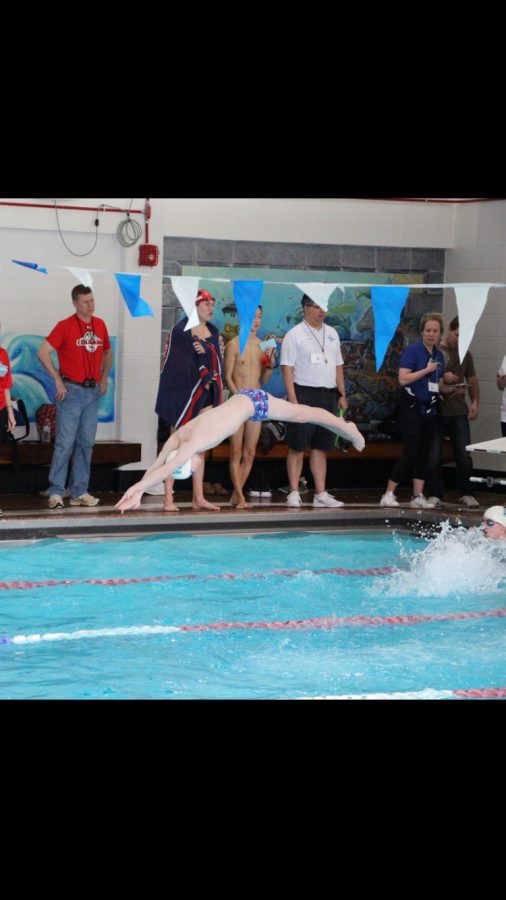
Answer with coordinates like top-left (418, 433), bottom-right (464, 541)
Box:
top-left (138, 244), bottom-right (159, 267)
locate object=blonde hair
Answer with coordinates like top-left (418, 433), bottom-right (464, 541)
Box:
top-left (420, 312), bottom-right (443, 334)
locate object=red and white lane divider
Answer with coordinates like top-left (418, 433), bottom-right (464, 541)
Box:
top-left (304, 687), bottom-right (506, 700)
top-left (2, 604), bottom-right (506, 646)
top-left (0, 565), bottom-right (396, 592)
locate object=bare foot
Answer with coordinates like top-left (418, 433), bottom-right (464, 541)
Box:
top-left (192, 499), bottom-right (221, 511)
top-left (229, 491), bottom-right (252, 508)
top-left (163, 502), bottom-right (180, 512)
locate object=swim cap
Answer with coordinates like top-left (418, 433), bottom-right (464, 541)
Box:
top-left (483, 506), bottom-right (506, 527)
top-left (196, 289), bottom-right (215, 305)
top-left (166, 449), bottom-right (193, 480)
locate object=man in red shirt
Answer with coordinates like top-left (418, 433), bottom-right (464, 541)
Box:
top-left (37, 284), bottom-right (113, 508)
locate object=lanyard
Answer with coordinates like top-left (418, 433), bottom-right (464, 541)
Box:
top-left (304, 321), bottom-right (327, 363)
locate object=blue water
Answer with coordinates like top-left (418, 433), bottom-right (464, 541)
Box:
top-left (1, 527), bottom-right (506, 699)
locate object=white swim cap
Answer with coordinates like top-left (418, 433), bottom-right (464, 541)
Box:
top-left (483, 506), bottom-right (506, 527)
top-left (166, 449), bottom-right (193, 480)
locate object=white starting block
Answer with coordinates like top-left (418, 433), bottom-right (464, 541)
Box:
top-left (466, 437), bottom-right (506, 487)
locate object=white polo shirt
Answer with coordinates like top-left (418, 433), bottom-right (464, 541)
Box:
top-left (280, 320), bottom-right (343, 388)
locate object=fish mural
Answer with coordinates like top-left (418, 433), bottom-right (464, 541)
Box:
top-left (180, 266), bottom-right (429, 424)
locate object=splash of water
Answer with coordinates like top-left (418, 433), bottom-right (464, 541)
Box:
top-left (371, 520), bottom-right (506, 598)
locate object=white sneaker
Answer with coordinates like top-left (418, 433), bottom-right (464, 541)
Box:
top-left (260, 490), bottom-right (272, 498)
top-left (286, 490), bottom-right (302, 507)
top-left (410, 494), bottom-right (435, 509)
top-left (427, 496), bottom-right (444, 508)
top-left (248, 490), bottom-right (262, 498)
top-left (313, 491), bottom-right (345, 508)
top-left (380, 491), bottom-right (399, 508)
top-left (69, 493), bottom-right (100, 507)
top-left (48, 494), bottom-right (64, 509)
top-left (460, 495), bottom-right (479, 508)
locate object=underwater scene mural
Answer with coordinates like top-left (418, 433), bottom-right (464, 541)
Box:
top-left (182, 266), bottom-right (425, 427)
top-left (0, 332), bottom-right (116, 423)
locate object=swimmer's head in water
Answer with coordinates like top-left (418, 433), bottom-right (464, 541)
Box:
top-left (483, 506), bottom-right (506, 528)
top-left (166, 449), bottom-right (193, 480)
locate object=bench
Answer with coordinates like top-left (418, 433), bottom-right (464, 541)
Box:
top-left (0, 440), bottom-right (142, 493)
top-left (208, 441), bottom-right (455, 463)
top-left (0, 440), bottom-right (142, 466)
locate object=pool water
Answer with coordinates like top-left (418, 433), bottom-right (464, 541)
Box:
top-left (1, 527), bottom-right (505, 699)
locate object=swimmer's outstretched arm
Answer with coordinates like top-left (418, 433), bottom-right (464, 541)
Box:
top-left (116, 450), bottom-right (205, 512)
top-left (116, 395), bottom-right (254, 513)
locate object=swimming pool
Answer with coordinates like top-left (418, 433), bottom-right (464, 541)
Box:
top-left (1, 527), bottom-right (505, 699)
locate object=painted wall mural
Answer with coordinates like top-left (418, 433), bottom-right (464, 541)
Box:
top-left (0, 332), bottom-right (116, 422)
top-left (182, 266), bottom-right (426, 427)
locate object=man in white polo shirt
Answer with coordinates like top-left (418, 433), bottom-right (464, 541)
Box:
top-left (280, 294), bottom-right (348, 508)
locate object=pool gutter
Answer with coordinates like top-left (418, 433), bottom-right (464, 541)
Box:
top-left (0, 502), bottom-right (480, 541)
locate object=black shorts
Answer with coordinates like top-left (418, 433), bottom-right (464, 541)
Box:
top-left (285, 384), bottom-right (339, 452)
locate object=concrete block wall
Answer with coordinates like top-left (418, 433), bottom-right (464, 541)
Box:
top-left (444, 200), bottom-right (506, 456)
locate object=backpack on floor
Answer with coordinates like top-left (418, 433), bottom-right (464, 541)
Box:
top-left (259, 420), bottom-right (286, 453)
top-left (0, 397), bottom-right (30, 442)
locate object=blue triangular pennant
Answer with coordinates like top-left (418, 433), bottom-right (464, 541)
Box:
top-left (371, 286), bottom-right (410, 371)
top-left (115, 273), bottom-right (154, 318)
top-left (232, 280), bottom-right (264, 356)
top-left (11, 259), bottom-right (48, 274)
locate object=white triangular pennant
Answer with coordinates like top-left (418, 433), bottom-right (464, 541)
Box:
top-left (454, 284), bottom-right (492, 361)
top-left (294, 282), bottom-right (343, 312)
top-left (65, 267), bottom-right (94, 287)
top-left (170, 276), bottom-right (200, 331)
top-left (185, 306), bottom-right (200, 329)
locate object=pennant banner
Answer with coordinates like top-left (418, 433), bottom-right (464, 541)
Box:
top-left (294, 282), bottom-right (343, 312)
top-left (66, 267), bottom-right (94, 288)
top-left (170, 276), bottom-right (200, 331)
top-left (114, 273), bottom-right (154, 318)
top-left (232, 280), bottom-right (264, 356)
top-left (11, 259), bottom-right (48, 274)
top-left (371, 286), bottom-right (410, 371)
top-left (454, 285), bottom-right (491, 361)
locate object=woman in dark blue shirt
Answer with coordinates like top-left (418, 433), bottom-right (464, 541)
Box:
top-left (380, 312), bottom-right (445, 509)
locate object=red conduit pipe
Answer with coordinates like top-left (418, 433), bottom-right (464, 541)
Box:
top-left (0, 201), bottom-right (144, 213)
top-left (346, 197), bottom-right (506, 204)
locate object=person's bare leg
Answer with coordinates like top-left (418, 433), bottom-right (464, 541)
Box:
top-left (229, 424), bottom-right (251, 507)
top-left (268, 397), bottom-right (364, 450)
top-left (192, 459), bottom-right (221, 511)
top-left (163, 475), bottom-right (179, 512)
top-left (230, 420), bottom-right (261, 508)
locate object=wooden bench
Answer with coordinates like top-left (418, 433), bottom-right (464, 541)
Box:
top-left (208, 441), bottom-right (455, 463)
top-left (0, 440), bottom-right (142, 466)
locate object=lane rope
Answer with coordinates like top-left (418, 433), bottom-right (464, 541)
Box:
top-left (2, 604), bottom-right (506, 645)
top-left (302, 687), bottom-right (506, 700)
top-left (0, 565), bottom-right (397, 592)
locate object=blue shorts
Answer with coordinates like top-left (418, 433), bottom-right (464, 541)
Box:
top-left (237, 388), bottom-right (270, 422)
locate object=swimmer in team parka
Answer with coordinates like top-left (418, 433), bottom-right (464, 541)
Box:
top-left (115, 389), bottom-right (365, 512)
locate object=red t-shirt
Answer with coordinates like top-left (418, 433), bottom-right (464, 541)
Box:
top-left (0, 347), bottom-right (13, 411)
top-left (46, 314), bottom-right (111, 383)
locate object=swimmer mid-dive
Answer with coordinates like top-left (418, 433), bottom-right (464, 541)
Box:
top-left (115, 389), bottom-right (365, 512)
